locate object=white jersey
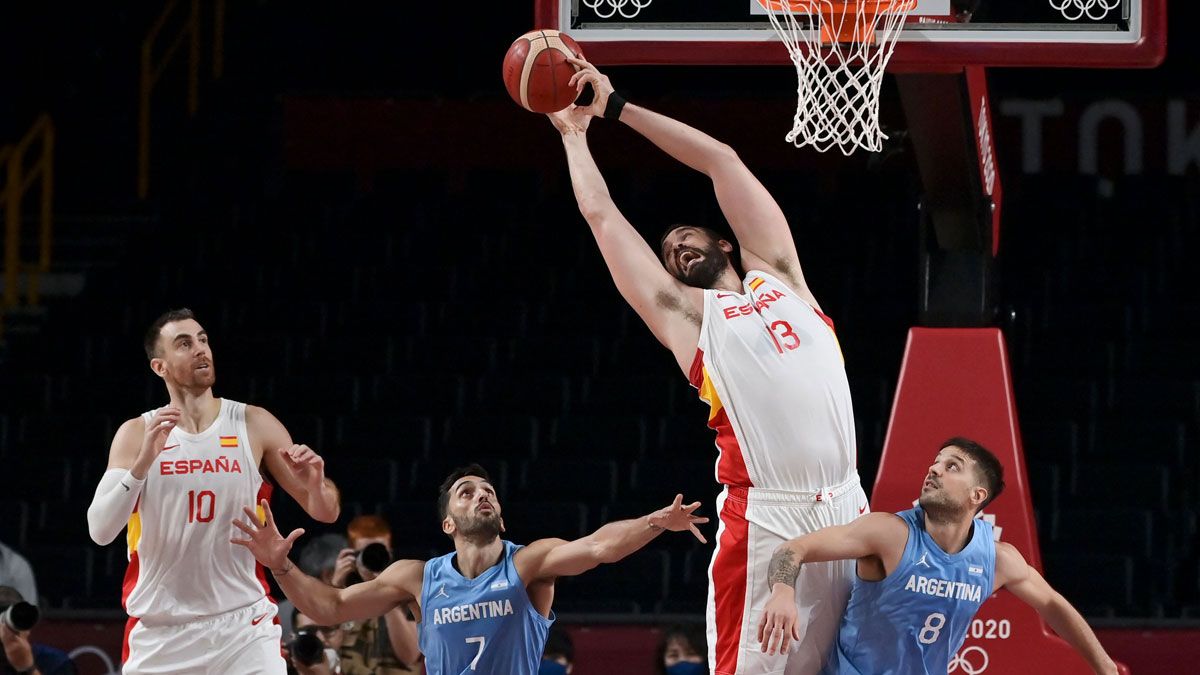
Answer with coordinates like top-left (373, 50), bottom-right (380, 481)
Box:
top-left (689, 270), bottom-right (857, 492)
top-left (123, 398), bottom-right (273, 625)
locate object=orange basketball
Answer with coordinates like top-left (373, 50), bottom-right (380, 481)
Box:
top-left (502, 29), bottom-right (585, 114)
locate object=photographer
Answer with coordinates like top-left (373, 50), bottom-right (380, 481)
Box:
top-left (0, 587), bottom-right (73, 675)
top-left (287, 608), bottom-right (344, 675)
top-left (332, 516), bottom-right (419, 674)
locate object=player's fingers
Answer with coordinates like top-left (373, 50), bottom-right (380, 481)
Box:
top-left (688, 523), bottom-right (708, 544)
top-left (231, 518), bottom-right (255, 535)
top-left (792, 621), bottom-right (802, 642)
top-left (673, 493), bottom-right (684, 509)
top-left (565, 55), bottom-right (594, 70)
top-left (261, 499), bottom-right (276, 525)
top-left (683, 501), bottom-right (703, 513)
top-left (284, 528), bottom-right (306, 545)
top-left (690, 516), bottom-right (710, 524)
top-left (240, 506), bottom-right (260, 525)
top-left (230, 537), bottom-right (252, 547)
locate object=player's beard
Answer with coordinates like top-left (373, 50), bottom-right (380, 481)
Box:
top-left (674, 243), bottom-right (729, 289)
top-left (451, 511), bottom-right (502, 542)
top-left (918, 489), bottom-right (969, 521)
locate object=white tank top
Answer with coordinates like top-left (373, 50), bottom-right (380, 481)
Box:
top-left (123, 399), bottom-right (273, 624)
top-left (689, 271), bottom-right (857, 492)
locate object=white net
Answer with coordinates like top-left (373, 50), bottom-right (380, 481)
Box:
top-left (763, 1), bottom-right (917, 155)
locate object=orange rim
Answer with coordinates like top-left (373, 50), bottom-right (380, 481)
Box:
top-left (757, 0), bottom-right (920, 43)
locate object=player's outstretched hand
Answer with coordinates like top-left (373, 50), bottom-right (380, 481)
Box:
top-left (281, 444), bottom-right (326, 492)
top-left (231, 498), bottom-right (305, 572)
top-left (757, 584), bottom-right (801, 656)
top-left (649, 494), bottom-right (710, 543)
top-left (566, 56), bottom-right (614, 117)
top-left (548, 105), bottom-right (592, 136)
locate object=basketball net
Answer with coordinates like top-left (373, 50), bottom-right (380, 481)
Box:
top-left (761, 0), bottom-right (917, 155)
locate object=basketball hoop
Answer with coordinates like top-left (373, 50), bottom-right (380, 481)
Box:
top-left (760, 0), bottom-right (918, 155)
top-left (584, 0), bottom-right (654, 20)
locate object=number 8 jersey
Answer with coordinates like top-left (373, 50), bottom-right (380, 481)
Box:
top-left (827, 508), bottom-right (996, 675)
top-left (124, 398), bottom-right (273, 624)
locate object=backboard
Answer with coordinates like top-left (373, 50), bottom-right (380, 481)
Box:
top-left (533, 0), bottom-right (1166, 69)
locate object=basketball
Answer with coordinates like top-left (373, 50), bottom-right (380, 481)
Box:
top-left (502, 29), bottom-right (585, 114)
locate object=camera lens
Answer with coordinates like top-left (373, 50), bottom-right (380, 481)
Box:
top-left (290, 630), bottom-right (326, 667)
top-left (357, 542), bottom-right (391, 573)
top-left (0, 602), bottom-right (39, 631)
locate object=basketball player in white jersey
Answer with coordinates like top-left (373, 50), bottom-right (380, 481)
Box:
top-left (551, 59), bottom-right (866, 675)
top-left (86, 308), bottom-right (342, 673)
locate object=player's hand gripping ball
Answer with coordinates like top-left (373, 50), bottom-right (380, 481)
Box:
top-left (503, 29), bottom-right (585, 113)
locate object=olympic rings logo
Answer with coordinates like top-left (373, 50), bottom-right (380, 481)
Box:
top-left (583, 0), bottom-right (654, 20)
top-left (1048, 0), bottom-right (1121, 21)
top-left (947, 645), bottom-right (990, 675)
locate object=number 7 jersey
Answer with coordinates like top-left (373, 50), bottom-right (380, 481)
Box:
top-left (690, 270), bottom-right (857, 491)
top-left (123, 398), bottom-right (273, 624)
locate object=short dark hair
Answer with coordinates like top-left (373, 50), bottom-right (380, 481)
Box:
top-left (543, 625), bottom-right (575, 663)
top-left (655, 623), bottom-right (708, 674)
top-left (437, 463), bottom-right (492, 520)
top-left (940, 437), bottom-right (1005, 511)
top-left (144, 308), bottom-right (197, 360)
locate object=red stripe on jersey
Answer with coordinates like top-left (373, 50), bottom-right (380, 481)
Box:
top-left (812, 306), bottom-right (836, 333)
top-left (122, 616), bottom-right (138, 664)
top-left (710, 406), bottom-right (752, 488)
top-left (254, 479), bottom-right (278, 605)
top-left (711, 492), bottom-right (750, 675)
top-left (689, 348), bottom-right (705, 389)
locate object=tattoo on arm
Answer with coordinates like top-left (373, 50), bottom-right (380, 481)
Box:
top-left (768, 548), bottom-right (801, 588)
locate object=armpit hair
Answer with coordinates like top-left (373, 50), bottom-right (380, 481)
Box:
top-left (656, 290), bottom-right (702, 326)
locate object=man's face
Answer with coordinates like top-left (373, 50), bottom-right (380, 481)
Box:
top-left (443, 476), bottom-right (504, 541)
top-left (918, 446), bottom-right (987, 515)
top-left (150, 319), bottom-right (215, 390)
top-left (294, 612), bottom-right (345, 650)
top-left (660, 227), bottom-right (732, 289)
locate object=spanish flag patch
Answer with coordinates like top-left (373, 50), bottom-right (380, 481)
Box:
top-left (219, 436), bottom-right (239, 448)
top-left (749, 277), bottom-right (765, 291)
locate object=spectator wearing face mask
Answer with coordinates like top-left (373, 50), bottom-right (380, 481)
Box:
top-left (656, 623), bottom-right (708, 675)
top-left (539, 625), bottom-right (574, 675)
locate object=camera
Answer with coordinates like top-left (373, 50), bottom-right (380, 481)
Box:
top-left (289, 628), bottom-right (326, 667)
top-left (0, 601), bottom-right (39, 631)
top-left (344, 543), bottom-right (392, 586)
top-left (357, 542), bottom-right (391, 573)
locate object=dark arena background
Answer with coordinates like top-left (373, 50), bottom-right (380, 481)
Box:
top-left (1, 1), bottom-right (1198, 673)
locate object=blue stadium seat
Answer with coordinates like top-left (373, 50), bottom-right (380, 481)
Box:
top-left (365, 374), bottom-right (465, 416)
top-left (520, 459), bottom-right (618, 502)
top-left (468, 375), bottom-right (571, 416)
top-left (439, 415), bottom-right (540, 458)
top-left (578, 375), bottom-right (680, 416)
top-left (549, 415), bottom-right (646, 459)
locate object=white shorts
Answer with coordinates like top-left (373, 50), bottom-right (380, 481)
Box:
top-left (707, 476), bottom-right (868, 675)
top-left (123, 596), bottom-right (286, 674)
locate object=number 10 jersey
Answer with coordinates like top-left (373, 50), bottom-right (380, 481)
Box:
top-left (123, 398), bottom-right (272, 624)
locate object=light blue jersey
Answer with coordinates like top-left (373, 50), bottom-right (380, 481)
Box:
top-left (825, 508), bottom-right (995, 675)
top-left (419, 540), bottom-right (553, 675)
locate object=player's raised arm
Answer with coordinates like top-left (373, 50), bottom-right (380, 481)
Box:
top-left (515, 494), bottom-right (707, 582)
top-left (87, 410), bottom-right (181, 545)
top-left (249, 405), bottom-right (341, 523)
top-left (568, 57), bottom-right (817, 308)
top-left (758, 513), bottom-right (907, 656)
top-left (549, 104), bottom-right (704, 372)
top-left (995, 542), bottom-right (1118, 675)
top-left (231, 500), bottom-right (419, 626)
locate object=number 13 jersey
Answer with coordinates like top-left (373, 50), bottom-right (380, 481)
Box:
top-left (124, 398), bottom-right (273, 624)
top-left (689, 270), bottom-right (857, 491)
